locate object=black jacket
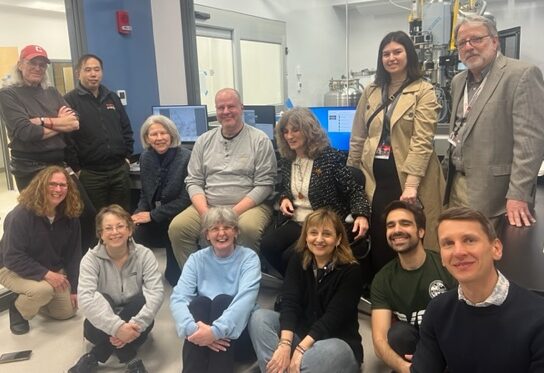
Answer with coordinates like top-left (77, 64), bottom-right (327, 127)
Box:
top-left (64, 83), bottom-right (133, 172)
top-left (0, 204), bottom-right (81, 292)
top-left (279, 146), bottom-right (370, 220)
top-left (135, 147), bottom-right (191, 223)
top-left (279, 254), bottom-right (364, 364)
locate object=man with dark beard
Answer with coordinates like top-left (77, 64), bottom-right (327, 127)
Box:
top-left (370, 201), bottom-right (455, 373)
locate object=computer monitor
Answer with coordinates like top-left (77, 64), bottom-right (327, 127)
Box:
top-left (151, 105), bottom-right (208, 143)
top-left (243, 105), bottom-right (276, 141)
top-left (308, 106), bottom-right (356, 151)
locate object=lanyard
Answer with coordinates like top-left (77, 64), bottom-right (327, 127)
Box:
top-left (462, 74), bottom-right (488, 118)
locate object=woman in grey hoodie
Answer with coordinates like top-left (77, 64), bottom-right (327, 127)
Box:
top-left (69, 204), bottom-right (164, 373)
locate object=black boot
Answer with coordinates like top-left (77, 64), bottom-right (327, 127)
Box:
top-left (9, 300), bottom-right (29, 335)
top-left (68, 352), bottom-right (98, 373)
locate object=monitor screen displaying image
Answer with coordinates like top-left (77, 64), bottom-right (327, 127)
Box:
top-left (243, 105), bottom-right (276, 141)
top-left (151, 105), bottom-right (208, 143)
top-left (308, 106), bottom-right (356, 151)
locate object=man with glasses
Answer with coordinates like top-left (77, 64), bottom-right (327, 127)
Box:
top-left (444, 15), bottom-right (544, 228)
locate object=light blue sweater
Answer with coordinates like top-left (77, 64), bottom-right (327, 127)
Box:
top-left (170, 245), bottom-right (261, 340)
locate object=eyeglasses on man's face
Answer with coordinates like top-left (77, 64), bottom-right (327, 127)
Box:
top-left (456, 35), bottom-right (491, 49)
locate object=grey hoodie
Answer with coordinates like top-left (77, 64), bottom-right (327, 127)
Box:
top-left (78, 239), bottom-right (164, 336)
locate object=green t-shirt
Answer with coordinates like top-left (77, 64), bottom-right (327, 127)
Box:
top-left (371, 250), bottom-right (456, 327)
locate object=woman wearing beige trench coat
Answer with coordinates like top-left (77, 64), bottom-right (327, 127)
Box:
top-left (347, 31), bottom-right (444, 280)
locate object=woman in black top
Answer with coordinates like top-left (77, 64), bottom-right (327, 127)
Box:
top-left (260, 107), bottom-right (370, 276)
top-left (131, 114), bottom-right (191, 285)
top-left (249, 208), bottom-right (363, 373)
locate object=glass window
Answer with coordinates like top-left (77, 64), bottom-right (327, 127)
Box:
top-left (196, 31), bottom-right (235, 113)
top-left (240, 40), bottom-right (282, 105)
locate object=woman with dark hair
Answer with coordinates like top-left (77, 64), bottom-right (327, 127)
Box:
top-left (0, 166), bottom-right (82, 335)
top-left (260, 107), bottom-right (370, 276)
top-left (171, 206), bottom-right (261, 373)
top-left (70, 204), bottom-right (164, 373)
top-left (131, 114), bottom-right (191, 286)
top-left (347, 31), bottom-right (444, 279)
top-left (250, 209), bottom-right (363, 373)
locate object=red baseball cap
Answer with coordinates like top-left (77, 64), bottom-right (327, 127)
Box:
top-left (19, 45), bottom-right (50, 63)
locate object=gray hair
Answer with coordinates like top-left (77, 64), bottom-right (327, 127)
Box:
top-left (201, 206), bottom-right (239, 235)
top-left (215, 88), bottom-right (242, 104)
top-left (140, 114), bottom-right (181, 149)
top-left (454, 14), bottom-right (498, 42)
top-left (3, 63), bottom-right (51, 89)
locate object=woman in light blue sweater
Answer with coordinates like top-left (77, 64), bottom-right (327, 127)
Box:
top-left (170, 206), bottom-right (261, 373)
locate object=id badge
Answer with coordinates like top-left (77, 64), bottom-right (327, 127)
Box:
top-left (375, 143), bottom-right (391, 159)
top-left (448, 133), bottom-right (460, 147)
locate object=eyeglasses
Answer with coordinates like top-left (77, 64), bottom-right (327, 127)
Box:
top-left (456, 35), bottom-right (491, 49)
top-left (24, 59), bottom-right (48, 70)
top-left (48, 182), bottom-right (68, 189)
top-left (102, 224), bottom-right (128, 233)
top-left (208, 226), bottom-right (235, 234)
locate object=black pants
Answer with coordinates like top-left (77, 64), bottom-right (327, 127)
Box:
top-left (260, 220), bottom-right (301, 276)
top-left (387, 321), bottom-right (419, 358)
top-left (84, 294), bottom-right (153, 363)
top-left (14, 169), bottom-right (97, 254)
top-left (182, 295), bottom-right (254, 373)
top-left (79, 163), bottom-right (131, 213)
top-left (133, 220), bottom-right (181, 286)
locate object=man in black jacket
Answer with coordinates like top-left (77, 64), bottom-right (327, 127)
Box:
top-left (64, 54), bottom-right (134, 212)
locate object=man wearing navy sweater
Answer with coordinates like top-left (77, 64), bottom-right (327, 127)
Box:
top-left (411, 207), bottom-right (544, 373)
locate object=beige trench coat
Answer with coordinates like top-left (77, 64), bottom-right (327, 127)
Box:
top-left (347, 79), bottom-right (445, 251)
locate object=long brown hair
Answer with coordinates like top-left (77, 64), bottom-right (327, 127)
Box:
top-left (18, 166), bottom-right (83, 218)
top-left (296, 208), bottom-right (357, 270)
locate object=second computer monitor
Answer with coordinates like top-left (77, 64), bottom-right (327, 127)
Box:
top-left (243, 105), bottom-right (276, 141)
top-left (308, 106), bottom-right (356, 151)
top-left (151, 105), bottom-right (208, 143)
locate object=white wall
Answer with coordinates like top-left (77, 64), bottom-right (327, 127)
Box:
top-left (0, 5), bottom-right (70, 60)
top-left (150, 0), bottom-right (188, 105)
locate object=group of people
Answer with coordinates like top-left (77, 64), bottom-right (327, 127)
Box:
top-left (1, 12), bottom-right (544, 373)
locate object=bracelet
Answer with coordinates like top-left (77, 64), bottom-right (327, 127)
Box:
top-left (40, 117), bottom-right (45, 127)
top-left (295, 345), bottom-right (306, 354)
top-left (404, 183), bottom-right (419, 188)
top-left (278, 339), bottom-right (291, 348)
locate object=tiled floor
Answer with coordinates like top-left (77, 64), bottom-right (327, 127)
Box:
top-left (0, 188), bottom-right (389, 373)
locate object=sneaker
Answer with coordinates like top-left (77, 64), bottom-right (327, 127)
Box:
top-left (68, 353), bottom-right (98, 373)
top-left (9, 300), bottom-right (29, 335)
top-left (126, 359), bottom-right (148, 373)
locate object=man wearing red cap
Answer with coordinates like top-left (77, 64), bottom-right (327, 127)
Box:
top-left (0, 44), bottom-right (79, 189)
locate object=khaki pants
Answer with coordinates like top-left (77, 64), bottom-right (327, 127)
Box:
top-left (0, 267), bottom-right (76, 320)
top-left (168, 204), bottom-right (272, 267)
top-left (448, 172), bottom-right (470, 208)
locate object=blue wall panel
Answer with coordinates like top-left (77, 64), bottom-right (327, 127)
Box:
top-left (82, 0), bottom-right (159, 153)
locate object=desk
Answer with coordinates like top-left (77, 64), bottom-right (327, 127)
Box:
top-left (496, 184), bottom-right (544, 294)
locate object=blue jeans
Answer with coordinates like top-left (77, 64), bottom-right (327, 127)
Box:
top-left (248, 309), bottom-right (360, 373)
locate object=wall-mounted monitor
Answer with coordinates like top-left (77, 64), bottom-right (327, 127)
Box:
top-left (151, 105), bottom-right (208, 143)
top-left (308, 106), bottom-right (356, 151)
top-left (243, 105), bottom-right (276, 141)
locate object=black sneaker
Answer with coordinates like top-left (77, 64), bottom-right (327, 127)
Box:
top-left (126, 359), bottom-right (148, 373)
top-left (68, 353), bottom-right (98, 373)
top-left (9, 300), bottom-right (29, 335)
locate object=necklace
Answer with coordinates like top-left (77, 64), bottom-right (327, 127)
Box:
top-left (292, 157), bottom-right (312, 200)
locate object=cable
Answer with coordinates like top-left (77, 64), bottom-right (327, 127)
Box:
top-left (388, 0), bottom-right (411, 11)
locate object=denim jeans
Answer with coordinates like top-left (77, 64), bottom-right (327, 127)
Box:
top-left (248, 309), bottom-right (360, 373)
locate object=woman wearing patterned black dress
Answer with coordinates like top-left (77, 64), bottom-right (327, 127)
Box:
top-left (260, 107), bottom-right (370, 276)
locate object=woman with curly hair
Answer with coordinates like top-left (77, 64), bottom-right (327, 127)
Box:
top-left (260, 107), bottom-right (370, 276)
top-left (0, 165), bottom-right (83, 335)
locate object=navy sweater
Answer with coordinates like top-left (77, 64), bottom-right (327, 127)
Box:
top-left (411, 283), bottom-right (544, 373)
